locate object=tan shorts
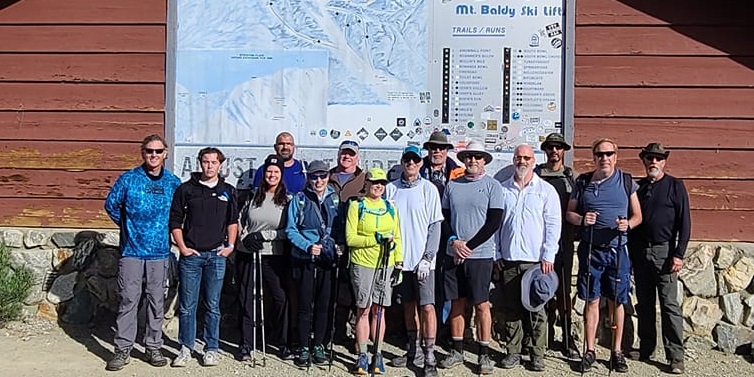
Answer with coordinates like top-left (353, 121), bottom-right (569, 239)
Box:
top-left (350, 264), bottom-right (394, 308)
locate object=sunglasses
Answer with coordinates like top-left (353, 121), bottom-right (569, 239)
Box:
top-left (143, 148), bottom-right (165, 154)
top-left (402, 156), bottom-right (421, 164)
top-left (594, 151), bottom-right (616, 158)
top-left (514, 155), bottom-right (533, 162)
top-left (545, 144), bottom-right (564, 151)
top-left (426, 144), bottom-right (448, 151)
top-left (464, 153), bottom-right (486, 161)
top-left (308, 172), bottom-right (328, 180)
top-left (643, 155), bottom-right (666, 162)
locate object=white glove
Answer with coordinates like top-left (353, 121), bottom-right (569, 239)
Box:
top-left (417, 259), bottom-right (431, 282)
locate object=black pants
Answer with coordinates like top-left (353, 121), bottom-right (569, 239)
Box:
top-left (237, 253), bottom-right (291, 349)
top-left (547, 237), bottom-right (575, 342)
top-left (630, 242), bottom-right (684, 362)
top-left (293, 261), bottom-right (333, 348)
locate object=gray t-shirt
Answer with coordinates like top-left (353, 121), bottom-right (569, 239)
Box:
top-left (239, 192), bottom-right (287, 255)
top-left (442, 175), bottom-right (505, 259)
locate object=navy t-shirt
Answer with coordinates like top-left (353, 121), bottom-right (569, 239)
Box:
top-left (571, 169), bottom-right (637, 248)
top-left (253, 158), bottom-right (306, 194)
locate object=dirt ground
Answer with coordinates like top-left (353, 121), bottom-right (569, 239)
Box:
top-left (1, 317), bottom-right (753, 377)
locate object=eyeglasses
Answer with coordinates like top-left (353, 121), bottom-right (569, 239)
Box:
top-left (514, 155), bottom-right (533, 162)
top-left (545, 145), bottom-right (564, 151)
top-left (308, 172), bottom-right (328, 180)
top-left (402, 156), bottom-right (421, 164)
top-left (143, 148), bottom-right (165, 154)
top-left (464, 153), bottom-right (486, 161)
top-left (643, 155), bottom-right (666, 162)
top-left (426, 144), bottom-right (448, 151)
top-left (594, 151), bottom-right (616, 158)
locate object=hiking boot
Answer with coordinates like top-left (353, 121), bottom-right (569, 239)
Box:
top-left (294, 347), bottom-right (310, 367)
top-left (352, 353), bottom-right (369, 375)
top-left (278, 345), bottom-right (294, 360)
top-left (439, 349), bottom-right (464, 369)
top-left (236, 345), bottom-right (252, 361)
top-left (670, 359), bottom-right (685, 374)
top-left (106, 349), bottom-right (131, 371)
top-left (371, 352), bottom-right (385, 375)
top-left (145, 348), bottom-right (168, 367)
top-left (528, 356), bottom-right (545, 372)
top-left (202, 350), bottom-right (220, 367)
top-left (500, 353), bottom-right (521, 369)
top-left (611, 350), bottom-right (628, 373)
top-left (390, 352), bottom-right (424, 368)
top-left (579, 350), bottom-right (596, 373)
top-left (312, 345), bottom-right (328, 365)
top-left (424, 353), bottom-right (438, 377)
top-left (477, 354), bottom-right (494, 375)
top-left (561, 340), bottom-right (581, 360)
top-left (171, 346), bottom-right (192, 367)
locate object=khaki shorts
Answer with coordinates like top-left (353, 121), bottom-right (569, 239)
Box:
top-left (351, 264), bottom-right (394, 308)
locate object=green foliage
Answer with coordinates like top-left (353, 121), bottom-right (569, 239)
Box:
top-left (0, 243), bottom-right (34, 325)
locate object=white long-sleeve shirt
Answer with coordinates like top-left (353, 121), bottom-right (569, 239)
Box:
top-left (496, 173), bottom-right (562, 263)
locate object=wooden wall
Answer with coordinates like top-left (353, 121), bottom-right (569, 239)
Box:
top-left (575, 0), bottom-right (754, 241)
top-left (0, 0), bottom-right (166, 227)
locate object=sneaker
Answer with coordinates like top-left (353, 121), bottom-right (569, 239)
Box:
top-left (611, 350), bottom-right (628, 373)
top-left (312, 345), bottom-right (328, 365)
top-left (500, 353), bottom-right (521, 369)
top-left (389, 352), bottom-right (424, 368)
top-left (105, 349), bottom-right (131, 371)
top-left (236, 345), bottom-right (252, 362)
top-left (202, 350), bottom-right (220, 367)
top-left (528, 356), bottom-right (545, 372)
top-left (351, 353), bottom-right (369, 375)
top-left (424, 353), bottom-right (438, 377)
top-left (670, 359), bottom-right (685, 374)
top-left (145, 348), bottom-right (168, 367)
top-left (278, 345), bottom-right (294, 361)
top-left (171, 346), bottom-right (192, 368)
top-left (294, 347), bottom-right (310, 367)
top-left (579, 350), bottom-right (596, 373)
top-left (439, 349), bottom-right (464, 369)
top-left (478, 354), bottom-right (494, 375)
top-left (561, 339), bottom-right (581, 360)
top-left (371, 352), bottom-right (385, 375)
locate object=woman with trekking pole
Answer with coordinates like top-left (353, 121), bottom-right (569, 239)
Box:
top-left (346, 168), bottom-right (403, 375)
top-left (285, 160), bottom-right (342, 368)
top-left (236, 154), bottom-right (291, 364)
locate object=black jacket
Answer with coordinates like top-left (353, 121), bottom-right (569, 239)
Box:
top-left (169, 173), bottom-right (239, 251)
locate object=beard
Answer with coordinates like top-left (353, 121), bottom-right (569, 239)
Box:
top-left (647, 166), bottom-right (661, 179)
top-left (515, 165), bottom-right (528, 181)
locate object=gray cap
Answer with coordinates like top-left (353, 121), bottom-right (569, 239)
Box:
top-left (306, 160), bottom-right (329, 173)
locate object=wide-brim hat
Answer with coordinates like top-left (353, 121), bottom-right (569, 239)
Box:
top-left (456, 140), bottom-right (493, 164)
top-left (521, 264), bottom-right (559, 312)
top-left (423, 131), bottom-right (454, 150)
top-left (540, 133), bottom-right (571, 151)
top-left (639, 142), bottom-right (670, 159)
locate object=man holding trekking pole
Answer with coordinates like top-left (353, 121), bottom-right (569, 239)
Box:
top-left (385, 145), bottom-right (444, 377)
top-left (566, 138), bottom-right (642, 373)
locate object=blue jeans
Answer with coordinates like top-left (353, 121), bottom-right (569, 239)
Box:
top-left (178, 250), bottom-right (226, 351)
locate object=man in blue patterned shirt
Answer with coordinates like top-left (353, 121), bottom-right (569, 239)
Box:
top-left (104, 134), bottom-right (181, 371)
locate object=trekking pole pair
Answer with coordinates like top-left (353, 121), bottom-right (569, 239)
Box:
top-left (370, 237), bottom-right (393, 377)
top-left (251, 250), bottom-right (267, 367)
top-left (608, 217), bottom-right (627, 376)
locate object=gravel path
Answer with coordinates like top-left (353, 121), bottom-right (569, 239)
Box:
top-left (1, 317), bottom-right (752, 377)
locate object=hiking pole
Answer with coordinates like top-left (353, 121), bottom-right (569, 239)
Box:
top-left (308, 254), bottom-right (318, 371)
top-left (370, 238), bottom-right (392, 377)
top-left (328, 252), bottom-right (340, 372)
top-left (581, 224), bottom-right (594, 377)
top-left (560, 252), bottom-right (573, 360)
top-left (608, 217), bottom-right (627, 376)
top-left (251, 250), bottom-right (258, 367)
top-left (258, 252), bottom-right (267, 367)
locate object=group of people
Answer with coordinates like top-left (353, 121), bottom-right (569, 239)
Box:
top-left (103, 130), bottom-right (690, 376)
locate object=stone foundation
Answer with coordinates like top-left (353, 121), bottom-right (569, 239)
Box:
top-left (3, 227), bottom-right (754, 355)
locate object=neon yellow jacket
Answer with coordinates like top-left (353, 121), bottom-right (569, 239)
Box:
top-left (346, 197), bottom-right (403, 268)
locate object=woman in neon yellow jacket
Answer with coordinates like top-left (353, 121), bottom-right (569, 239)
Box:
top-left (346, 167), bottom-right (402, 375)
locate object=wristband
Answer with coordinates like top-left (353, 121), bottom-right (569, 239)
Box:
top-left (227, 243), bottom-right (234, 249)
top-left (448, 235), bottom-right (458, 243)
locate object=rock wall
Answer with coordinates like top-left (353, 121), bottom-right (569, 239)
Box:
top-left (3, 227), bottom-right (754, 355)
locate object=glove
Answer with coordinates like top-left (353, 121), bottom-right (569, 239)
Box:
top-left (375, 232), bottom-right (393, 244)
top-left (390, 263), bottom-right (403, 286)
top-left (416, 259), bottom-right (431, 282)
top-left (242, 231), bottom-right (264, 252)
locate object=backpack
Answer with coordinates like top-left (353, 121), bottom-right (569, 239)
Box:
top-left (574, 170), bottom-right (633, 213)
top-left (356, 197), bottom-right (396, 221)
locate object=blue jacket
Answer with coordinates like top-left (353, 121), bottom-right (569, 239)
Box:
top-left (285, 185), bottom-right (342, 262)
top-left (104, 165), bottom-right (181, 260)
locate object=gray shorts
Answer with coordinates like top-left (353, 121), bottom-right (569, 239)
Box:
top-left (351, 264), bottom-right (394, 308)
top-left (396, 270), bottom-right (435, 306)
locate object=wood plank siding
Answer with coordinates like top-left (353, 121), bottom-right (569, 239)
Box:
top-left (0, 0), bottom-right (166, 227)
top-left (576, 0), bottom-right (754, 241)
